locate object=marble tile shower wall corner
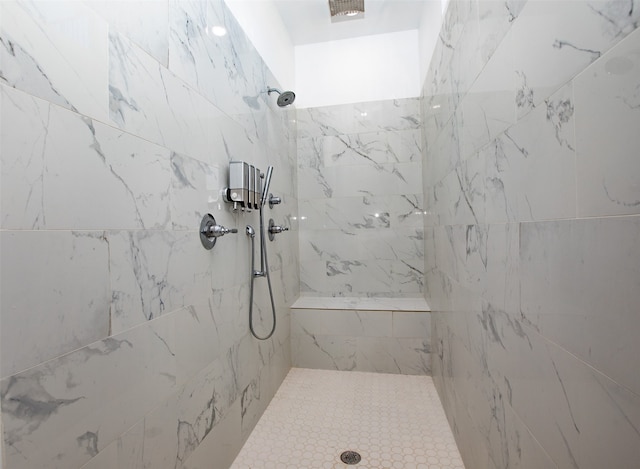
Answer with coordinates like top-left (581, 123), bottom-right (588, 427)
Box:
top-left (422, 0), bottom-right (640, 468)
top-left (296, 98), bottom-right (425, 298)
top-left (0, 1), bottom-right (298, 468)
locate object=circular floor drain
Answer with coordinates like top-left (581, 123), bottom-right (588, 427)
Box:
top-left (340, 450), bottom-right (362, 465)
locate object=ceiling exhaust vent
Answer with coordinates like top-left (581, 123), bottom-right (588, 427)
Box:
top-left (328, 0), bottom-right (364, 22)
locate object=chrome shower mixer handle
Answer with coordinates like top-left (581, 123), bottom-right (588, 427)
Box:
top-left (268, 219), bottom-right (289, 241)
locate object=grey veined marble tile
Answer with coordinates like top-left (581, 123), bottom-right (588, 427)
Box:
top-left (520, 216), bottom-right (640, 396)
top-left (0, 231), bottom-right (110, 378)
top-left (0, 1), bottom-right (110, 122)
top-left (575, 25), bottom-right (640, 217)
top-left (0, 314), bottom-right (177, 469)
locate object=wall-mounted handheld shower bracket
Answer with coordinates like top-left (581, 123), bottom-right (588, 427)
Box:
top-left (268, 218), bottom-right (289, 242)
top-left (268, 194), bottom-right (282, 209)
top-left (200, 214), bottom-right (237, 250)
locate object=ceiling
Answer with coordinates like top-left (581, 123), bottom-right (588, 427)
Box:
top-left (272, 0), bottom-right (436, 45)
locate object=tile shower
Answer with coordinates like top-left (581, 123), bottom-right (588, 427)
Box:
top-left (0, 1), bottom-right (298, 468)
top-left (0, 1), bottom-right (639, 469)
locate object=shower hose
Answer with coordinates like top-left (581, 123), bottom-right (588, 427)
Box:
top-left (247, 205), bottom-right (276, 340)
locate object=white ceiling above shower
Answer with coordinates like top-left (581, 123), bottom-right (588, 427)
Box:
top-left (272, 0), bottom-right (436, 45)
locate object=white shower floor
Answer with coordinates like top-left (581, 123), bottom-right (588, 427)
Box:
top-left (231, 368), bottom-right (465, 469)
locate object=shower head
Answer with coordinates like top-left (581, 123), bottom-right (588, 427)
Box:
top-left (267, 87), bottom-right (296, 107)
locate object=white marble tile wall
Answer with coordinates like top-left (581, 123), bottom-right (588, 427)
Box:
top-left (0, 1), bottom-right (298, 468)
top-left (423, 1), bottom-right (640, 468)
top-left (291, 305), bottom-right (431, 376)
top-left (297, 98), bottom-right (425, 298)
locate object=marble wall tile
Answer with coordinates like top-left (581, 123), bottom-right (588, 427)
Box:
top-left (298, 98), bottom-right (423, 299)
top-left (484, 222), bottom-right (519, 315)
top-left (1, 84), bottom-right (50, 230)
top-left (484, 84), bottom-right (576, 223)
top-left (574, 26), bottom-right (640, 217)
top-left (108, 230), bottom-right (214, 335)
top-left (301, 258), bottom-right (424, 297)
top-left (502, 403), bottom-right (557, 469)
top-left (449, 0), bottom-right (483, 104)
top-left (46, 106), bottom-right (172, 230)
top-left (314, 129), bottom-right (422, 167)
top-left (182, 400), bottom-right (242, 469)
top-left (477, 1), bottom-right (526, 66)
top-left (0, 0), bottom-right (110, 122)
top-left (1, 0), bottom-right (297, 467)
top-left (0, 231), bottom-right (110, 378)
top-left (109, 31), bottom-right (226, 163)
top-left (291, 307), bottom-right (430, 375)
top-left (85, 0), bottom-right (169, 66)
top-left (292, 309), bottom-right (392, 338)
top-left (169, 152), bottom-right (222, 231)
top-left (512, 0), bottom-right (640, 119)
top-left (1, 314), bottom-right (177, 469)
top-left (296, 98), bottom-right (421, 139)
top-left (141, 397), bottom-right (178, 469)
top-left (167, 0), bottom-right (264, 120)
top-left (1, 85), bottom-right (172, 231)
top-left (80, 444), bottom-right (118, 469)
top-left (298, 194), bottom-right (425, 231)
top-left (490, 313), bottom-right (640, 469)
top-left (291, 332), bottom-right (357, 371)
top-left (392, 311), bottom-right (431, 339)
top-left (458, 37), bottom-right (516, 161)
top-left (116, 420), bottom-right (145, 469)
top-left (424, 2), bottom-right (640, 468)
top-left (298, 161), bottom-right (423, 199)
top-left (520, 217), bottom-right (640, 396)
top-left (298, 228), bottom-right (423, 263)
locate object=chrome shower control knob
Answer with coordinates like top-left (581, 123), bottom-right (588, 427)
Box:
top-left (268, 194), bottom-right (282, 209)
top-left (267, 218), bottom-right (289, 242)
top-left (200, 214), bottom-right (237, 250)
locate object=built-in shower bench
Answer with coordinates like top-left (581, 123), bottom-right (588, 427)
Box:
top-left (290, 297), bottom-right (431, 376)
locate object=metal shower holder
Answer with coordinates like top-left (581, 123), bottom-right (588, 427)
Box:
top-left (199, 214), bottom-right (237, 250)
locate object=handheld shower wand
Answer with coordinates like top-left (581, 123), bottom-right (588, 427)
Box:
top-left (261, 166), bottom-right (273, 208)
top-left (246, 165), bottom-right (277, 341)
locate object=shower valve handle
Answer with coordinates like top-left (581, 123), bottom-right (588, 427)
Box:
top-left (268, 194), bottom-right (282, 209)
top-left (267, 218), bottom-right (288, 241)
top-left (199, 214), bottom-right (237, 250)
top-left (204, 225), bottom-right (238, 237)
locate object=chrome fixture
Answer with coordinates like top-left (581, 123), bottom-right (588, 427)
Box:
top-left (268, 194), bottom-right (282, 209)
top-left (199, 214), bottom-right (237, 250)
top-left (268, 218), bottom-right (289, 242)
top-left (261, 166), bottom-right (274, 207)
top-left (267, 87), bottom-right (296, 107)
top-left (246, 165), bottom-right (278, 340)
top-left (328, 0), bottom-right (364, 21)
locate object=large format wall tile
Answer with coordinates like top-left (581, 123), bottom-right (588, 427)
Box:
top-left (1, 84), bottom-right (172, 231)
top-left (0, 0), bottom-right (298, 467)
top-left (1, 314), bottom-right (177, 469)
top-left (575, 26), bottom-right (640, 217)
top-left (520, 216), bottom-right (640, 395)
top-left (86, 0), bottom-right (169, 66)
top-left (424, 1), bottom-right (640, 468)
top-left (0, 231), bottom-right (110, 378)
top-left (0, 1), bottom-right (110, 122)
top-left (297, 97), bottom-right (424, 298)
